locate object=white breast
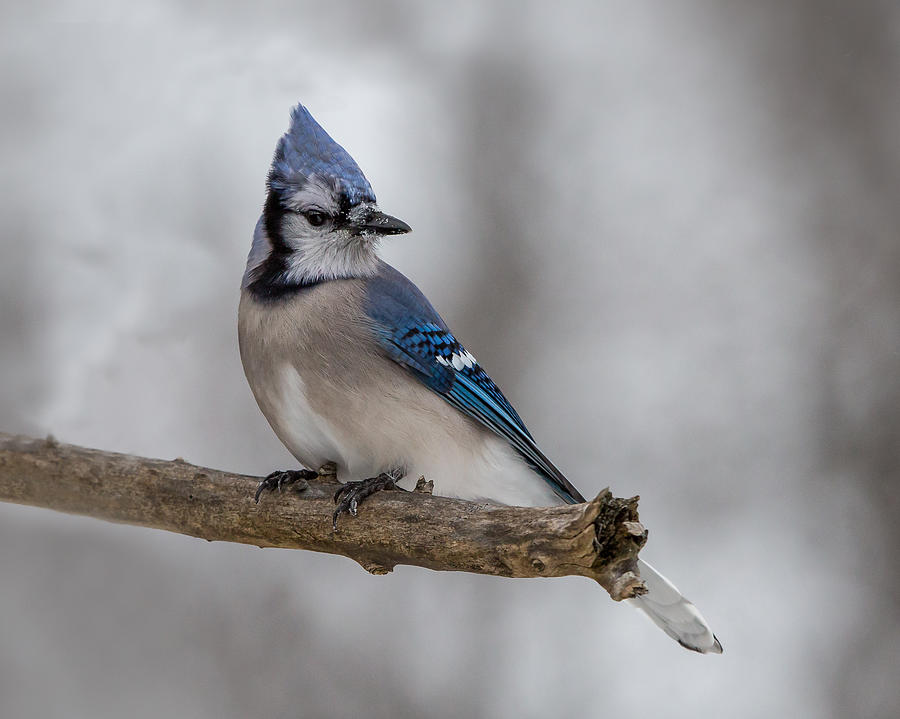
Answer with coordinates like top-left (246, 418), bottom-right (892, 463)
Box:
top-left (263, 363), bottom-right (346, 470)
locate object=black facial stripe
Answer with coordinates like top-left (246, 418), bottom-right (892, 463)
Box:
top-left (262, 188), bottom-right (289, 253)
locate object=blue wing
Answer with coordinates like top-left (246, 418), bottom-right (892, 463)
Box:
top-left (364, 262), bottom-right (585, 505)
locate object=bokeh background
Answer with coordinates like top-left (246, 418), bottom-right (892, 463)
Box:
top-left (2, 1), bottom-right (899, 717)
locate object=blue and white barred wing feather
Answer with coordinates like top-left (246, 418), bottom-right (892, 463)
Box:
top-left (364, 263), bottom-right (585, 505)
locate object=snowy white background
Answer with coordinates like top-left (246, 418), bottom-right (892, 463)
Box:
top-left (2, 2), bottom-right (899, 717)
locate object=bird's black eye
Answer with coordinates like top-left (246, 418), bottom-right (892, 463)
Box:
top-left (304, 210), bottom-right (328, 227)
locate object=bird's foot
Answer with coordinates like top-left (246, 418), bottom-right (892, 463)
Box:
top-left (254, 469), bottom-right (318, 503)
top-left (332, 470), bottom-right (405, 530)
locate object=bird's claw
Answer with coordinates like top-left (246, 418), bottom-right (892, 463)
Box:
top-left (332, 471), bottom-right (404, 531)
top-left (254, 469), bottom-right (317, 503)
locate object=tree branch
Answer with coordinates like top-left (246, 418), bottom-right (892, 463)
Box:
top-left (0, 433), bottom-right (648, 601)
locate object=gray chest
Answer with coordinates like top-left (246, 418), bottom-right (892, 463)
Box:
top-left (238, 283), bottom-right (467, 475)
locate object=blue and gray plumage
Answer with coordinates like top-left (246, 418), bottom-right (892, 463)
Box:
top-left (238, 103), bottom-right (722, 654)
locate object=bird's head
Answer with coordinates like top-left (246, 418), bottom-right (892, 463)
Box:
top-left (244, 103), bottom-right (410, 294)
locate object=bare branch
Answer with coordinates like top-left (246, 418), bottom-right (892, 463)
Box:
top-left (0, 433), bottom-right (648, 600)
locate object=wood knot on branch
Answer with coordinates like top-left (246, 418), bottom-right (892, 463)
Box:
top-left (588, 490), bottom-right (648, 601)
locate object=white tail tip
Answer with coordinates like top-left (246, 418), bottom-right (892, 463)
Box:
top-left (627, 559), bottom-right (723, 654)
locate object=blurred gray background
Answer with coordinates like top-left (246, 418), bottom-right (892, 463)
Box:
top-left (2, 1), bottom-right (899, 717)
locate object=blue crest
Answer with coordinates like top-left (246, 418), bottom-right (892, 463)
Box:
top-left (269, 103), bottom-right (375, 206)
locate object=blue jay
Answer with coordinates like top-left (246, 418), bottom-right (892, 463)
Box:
top-left (239, 103), bottom-right (722, 654)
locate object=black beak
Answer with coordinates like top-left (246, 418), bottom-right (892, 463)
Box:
top-left (357, 210), bottom-right (411, 236)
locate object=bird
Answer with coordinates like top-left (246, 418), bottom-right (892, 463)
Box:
top-left (238, 102), bottom-right (723, 654)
